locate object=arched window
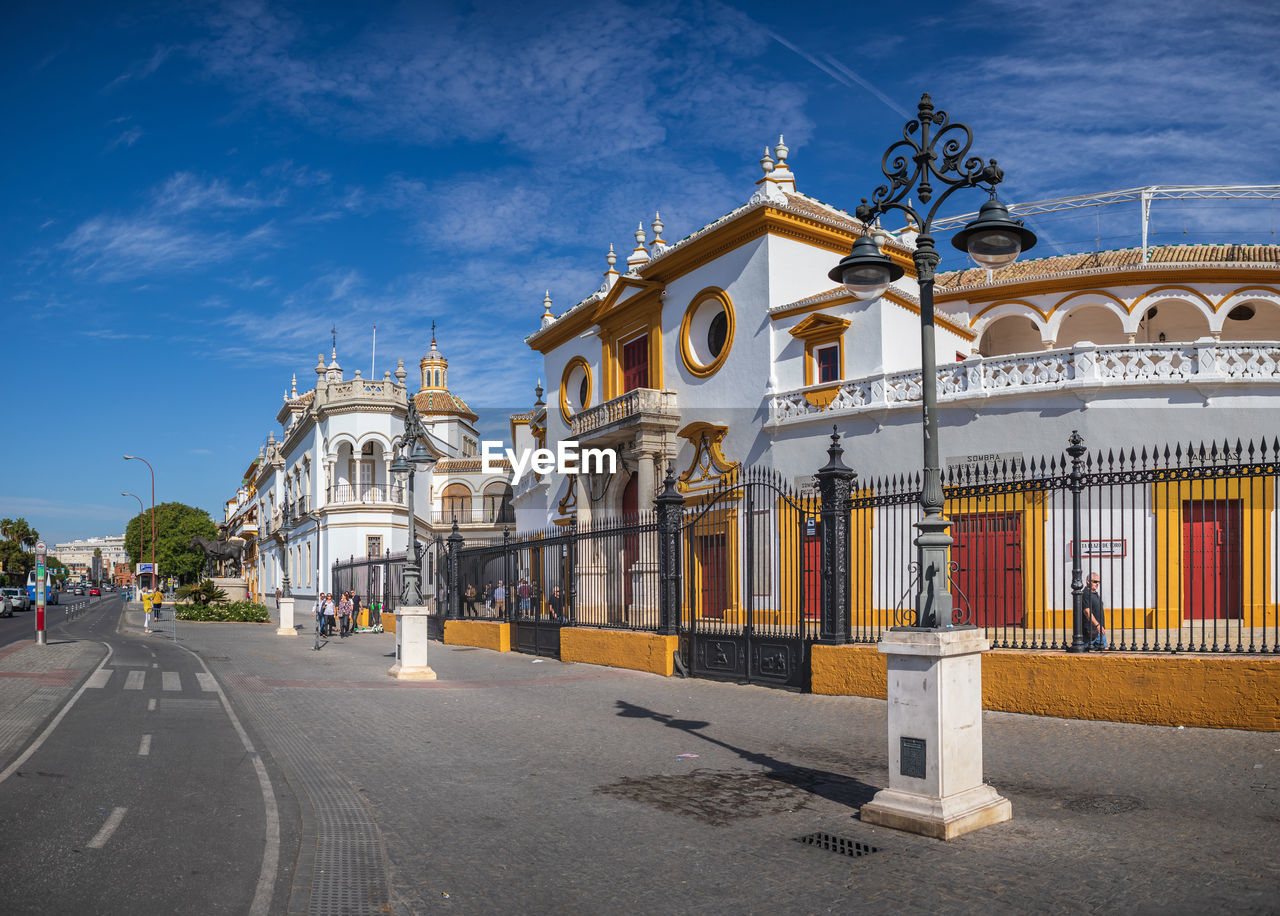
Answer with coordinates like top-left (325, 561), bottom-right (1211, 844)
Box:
top-left (483, 482), bottom-right (515, 523)
top-left (443, 483), bottom-right (472, 522)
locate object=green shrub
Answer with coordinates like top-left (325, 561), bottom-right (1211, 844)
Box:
top-left (177, 579), bottom-right (229, 606)
top-left (175, 600), bottom-right (271, 622)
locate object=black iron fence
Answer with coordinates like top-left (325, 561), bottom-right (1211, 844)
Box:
top-left (421, 431), bottom-right (1280, 673)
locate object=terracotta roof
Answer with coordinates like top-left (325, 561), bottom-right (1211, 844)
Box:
top-left (936, 243), bottom-right (1280, 291)
top-left (413, 389), bottom-right (478, 421)
top-left (434, 458), bottom-right (511, 472)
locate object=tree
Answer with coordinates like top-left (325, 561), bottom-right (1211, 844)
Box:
top-left (46, 556), bottom-right (68, 585)
top-left (124, 502), bottom-right (219, 585)
top-left (0, 518), bottom-right (39, 585)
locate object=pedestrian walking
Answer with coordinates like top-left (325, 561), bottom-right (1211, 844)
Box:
top-left (275, 587), bottom-right (282, 611)
top-left (549, 585), bottom-right (565, 623)
top-left (339, 592), bottom-right (353, 637)
top-left (1085, 572), bottom-right (1108, 649)
top-left (493, 581), bottom-right (506, 618)
top-left (483, 583), bottom-right (493, 616)
top-left (517, 577), bottom-right (531, 616)
top-left (142, 588), bottom-right (153, 633)
top-left (464, 583), bottom-right (477, 617)
top-left (323, 593), bottom-right (337, 636)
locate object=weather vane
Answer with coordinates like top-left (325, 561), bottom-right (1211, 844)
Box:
top-left (331, 324), bottom-right (337, 352)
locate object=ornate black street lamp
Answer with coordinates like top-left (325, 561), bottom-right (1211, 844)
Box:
top-left (391, 391), bottom-right (437, 606)
top-left (829, 92), bottom-right (1036, 628)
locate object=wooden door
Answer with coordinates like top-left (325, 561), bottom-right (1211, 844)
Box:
top-left (622, 335), bottom-right (649, 392)
top-left (696, 534), bottom-right (727, 620)
top-left (952, 512), bottom-right (1023, 626)
top-left (803, 518), bottom-right (821, 621)
top-left (1182, 500), bottom-right (1242, 619)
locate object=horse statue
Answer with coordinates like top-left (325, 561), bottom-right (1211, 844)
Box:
top-left (191, 536), bottom-right (245, 578)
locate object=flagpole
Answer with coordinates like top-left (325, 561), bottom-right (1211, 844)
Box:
top-left (371, 324), bottom-right (376, 379)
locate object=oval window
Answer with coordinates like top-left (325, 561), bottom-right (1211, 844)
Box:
top-left (707, 311), bottom-right (728, 358)
top-left (578, 376), bottom-right (589, 408)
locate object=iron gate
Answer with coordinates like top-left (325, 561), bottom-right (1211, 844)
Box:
top-left (454, 530), bottom-right (571, 658)
top-left (678, 469), bottom-right (819, 690)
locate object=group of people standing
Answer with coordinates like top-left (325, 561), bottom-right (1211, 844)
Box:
top-left (460, 579), bottom-right (568, 623)
top-left (313, 591), bottom-right (361, 638)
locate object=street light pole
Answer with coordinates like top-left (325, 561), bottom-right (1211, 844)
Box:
top-left (122, 492), bottom-right (144, 591)
top-left (829, 92), bottom-right (1036, 628)
top-left (391, 391), bottom-right (437, 607)
top-left (123, 455), bottom-right (157, 592)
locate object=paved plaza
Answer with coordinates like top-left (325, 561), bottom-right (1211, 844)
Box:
top-left (3, 605), bottom-right (1278, 914)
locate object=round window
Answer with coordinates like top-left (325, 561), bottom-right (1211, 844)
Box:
top-left (578, 376), bottom-right (589, 408)
top-left (707, 311), bottom-right (728, 358)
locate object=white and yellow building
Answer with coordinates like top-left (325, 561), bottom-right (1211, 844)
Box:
top-left (512, 137), bottom-right (1280, 629)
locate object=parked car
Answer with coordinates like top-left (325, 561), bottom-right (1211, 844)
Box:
top-left (89, 587), bottom-right (101, 596)
top-left (74, 586), bottom-right (85, 595)
top-left (1, 587), bottom-right (30, 612)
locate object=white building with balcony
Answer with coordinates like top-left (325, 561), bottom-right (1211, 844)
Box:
top-left (512, 137), bottom-right (1280, 529)
top-left (230, 333), bottom-right (513, 602)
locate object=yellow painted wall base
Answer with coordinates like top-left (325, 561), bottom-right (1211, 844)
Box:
top-left (443, 619), bottom-right (511, 652)
top-left (561, 628), bottom-right (680, 677)
top-left (811, 643), bottom-right (1280, 731)
top-left (383, 612), bottom-right (396, 634)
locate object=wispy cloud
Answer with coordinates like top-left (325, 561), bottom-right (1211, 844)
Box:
top-left (105, 126), bottom-right (143, 152)
top-left (60, 214), bottom-right (276, 281)
top-left (103, 45), bottom-right (177, 92)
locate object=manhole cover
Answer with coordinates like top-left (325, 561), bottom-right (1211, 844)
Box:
top-left (596, 770), bottom-right (811, 826)
top-left (1063, 795), bottom-right (1144, 814)
top-left (795, 832), bottom-right (878, 858)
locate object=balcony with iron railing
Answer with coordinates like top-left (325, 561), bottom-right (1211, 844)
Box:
top-left (569, 387), bottom-right (679, 443)
top-left (328, 483), bottom-right (405, 506)
top-left (430, 508), bottom-right (516, 526)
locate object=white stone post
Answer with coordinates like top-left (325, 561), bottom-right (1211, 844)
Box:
top-left (277, 596), bottom-right (297, 636)
top-left (860, 627), bottom-right (1011, 840)
top-left (388, 599), bottom-right (437, 680)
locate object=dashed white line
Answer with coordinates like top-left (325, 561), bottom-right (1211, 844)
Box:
top-left (138, 735), bottom-right (151, 756)
top-left (196, 673), bottom-right (217, 692)
top-left (86, 669), bottom-right (111, 689)
top-left (147, 698), bottom-right (156, 711)
top-left (124, 670), bottom-right (145, 690)
top-left (161, 671), bottom-right (180, 691)
top-left (87, 806), bottom-right (127, 849)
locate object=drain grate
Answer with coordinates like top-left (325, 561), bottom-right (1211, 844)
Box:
top-left (795, 832), bottom-right (879, 857)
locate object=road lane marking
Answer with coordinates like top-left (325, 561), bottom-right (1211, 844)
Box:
top-left (86, 670), bottom-right (111, 689)
top-left (161, 672), bottom-right (180, 691)
top-left (148, 699), bottom-right (156, 711)
top-left (0, 643), bottom-right (113, 787)
top-left (87, 807), bottom-right (127, 849)
top-left (196, 673), bottom-right (216, 692)
top-left (177, 649), bottom-right (279, 916)
top-left (124, 671), bottom-right (145, 690)
top-left (138, 735), bottom-right (151, 756)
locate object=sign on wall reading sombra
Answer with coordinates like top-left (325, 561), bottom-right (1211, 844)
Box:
top-left (945, 451), bottom-right (1024, 473)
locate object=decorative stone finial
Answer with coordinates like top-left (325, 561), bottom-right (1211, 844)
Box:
top-left (291, 373), bottom-right (297, 398)
top-left (354, 369), bottom-right (362, 379)
top-left (774, 134), bottom-right (788, 164)
top-left (651, 211), bottom-right (665, 244)
top-left (395, 358), bottom-right (407, 386)
top-left (760, 146), bottom-right (774, 174)
top-left (606, 242), bottom-right (617, 271)
top-left (627, 222), bottom-right (650, 270)
top-left (542, 290), bottom-right (553, 318)
top-left (534, 378), bottom-right (545, 406)
top-left (316, 353), bottom-right (326, 376)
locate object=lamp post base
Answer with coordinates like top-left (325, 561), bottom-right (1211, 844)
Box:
top-left (859, 626), bottom-right (1010, 840)
top-left (276, 596), bottom-right (297, 636)
top-left (387, 603), bottom-right (437, 680)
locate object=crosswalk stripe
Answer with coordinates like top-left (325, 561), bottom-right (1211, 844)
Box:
top-left (196, 673), bottom-right (217, 692)
top-left (86, 670), bottom-right (111, 689)
top-left (124, 671), bottom-right (145, 690)
top-left (161, 672), bottom-right (180, 691)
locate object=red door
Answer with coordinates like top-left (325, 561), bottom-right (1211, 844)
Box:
top-left (803, 518), bottom-right (821, 621)
top-left (951, 513), bottom-right (1023, 626)
top-left (697, 534), bottom-right (727, 620)
top-left (1182, 500), bottom-right (1242, 619)
top-left (622, 335), bottom-right (649, 392)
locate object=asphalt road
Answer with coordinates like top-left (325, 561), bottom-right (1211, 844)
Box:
top-left (0, 590), bottom-right (109, 650)
top-left (0, 596), bottom-right (282, 915)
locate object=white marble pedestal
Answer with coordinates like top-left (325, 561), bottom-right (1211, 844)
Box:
top-left (211, 577), bottom-right (249, 602)
top-left (387, 602), bottom-right (437, 680)
top-left (860, 626), bottom-right (1011, 840)
top-left (276, 596), bottom-right (297, 636)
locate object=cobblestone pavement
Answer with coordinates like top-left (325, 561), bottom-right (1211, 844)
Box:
top-left (156, 613), bottom-right (1280, 915)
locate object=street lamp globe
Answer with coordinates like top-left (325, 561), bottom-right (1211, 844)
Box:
top-left (828, 233), bottom-right (905, 301)
top-left (951, 197), bottom-right (1037, 270)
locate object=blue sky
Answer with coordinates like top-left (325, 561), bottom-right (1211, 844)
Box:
top-left (3, 0), bottom-right (1278, 546)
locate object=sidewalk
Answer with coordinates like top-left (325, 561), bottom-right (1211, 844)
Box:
top-left (170, 617), bottom-right (1278, 914)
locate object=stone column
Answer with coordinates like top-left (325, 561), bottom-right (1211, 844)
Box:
top-left (860, 627), bottom-right (1010, 840)
top-left (277, 596), bottom-right (297, 636)
top-left (388, 599), bottom-right (437, 680)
